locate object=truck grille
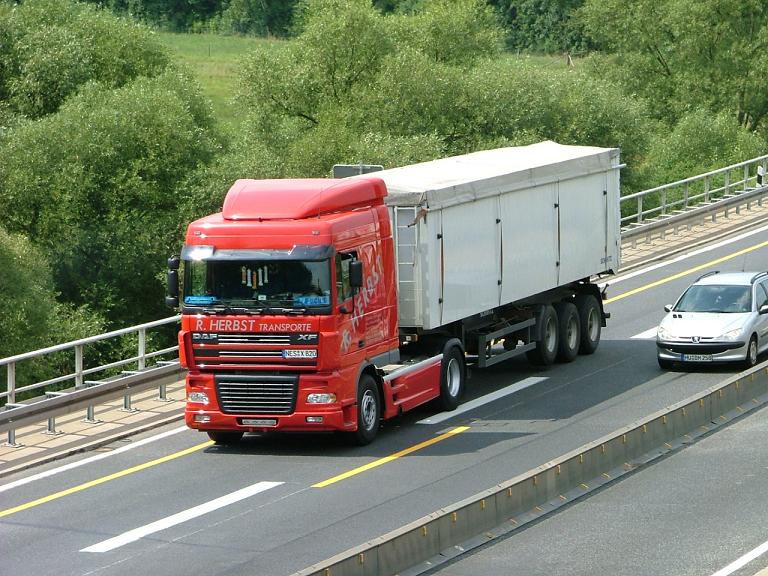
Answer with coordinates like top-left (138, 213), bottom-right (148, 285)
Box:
top-left (192, 332), bottom-right (318, 369)
top-left (215, 374), bottom-right (297, 415)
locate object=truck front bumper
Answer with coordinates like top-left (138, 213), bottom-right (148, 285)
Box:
top-left (185, 406), bottom-right (354, 433)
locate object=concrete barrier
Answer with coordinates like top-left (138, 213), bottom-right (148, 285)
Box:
top-left (291, 363), bottom-right (768, 576)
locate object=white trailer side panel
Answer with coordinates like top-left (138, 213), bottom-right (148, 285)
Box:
top-left (437, 196), bottom-right (500, 326)
top-left (371, 141), bottom-right (621, 330)
top-left (558, 171), bottom-right (608, 285)
top-left (498, 183), bottom-right (559, 304)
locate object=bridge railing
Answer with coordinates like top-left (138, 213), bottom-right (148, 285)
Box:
top-left (620, 155), bottom-right (768, 230)
top-left (1, 316), bottom-right (181, 445)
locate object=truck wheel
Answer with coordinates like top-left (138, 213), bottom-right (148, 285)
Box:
top-left (206, 430), bottom-right (244, 445)
top-left (554, 302), bottom-right (580, 363)
top-left (350, 374), bottom-right (380, 446)
top-left (526, 304), bottom-right (559, 366)
top-left (437, 341), bottom-right (466, 411)
top-left (575, 294), bottom-right (601, 355)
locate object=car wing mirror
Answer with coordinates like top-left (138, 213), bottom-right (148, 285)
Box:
top-left (664, 304), bottom-right (672, 313)
top-left (760, 304), bottom-right (768, 315)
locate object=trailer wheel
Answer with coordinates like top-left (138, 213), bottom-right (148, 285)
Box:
top-left (526, 304), bottom-right (559, 366)
top-left (437, 341), bottom-right (466, 411)
top-left (575, 294), bottom-right (601, 355)
top-left (350, 374), bottom-right (380, 446)
top-left (554, 302), bottom-right (580, 363)
top-left (206, 430), bottom-right (244, 445)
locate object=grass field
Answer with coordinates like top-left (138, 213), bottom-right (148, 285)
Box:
top-left (156, 32), bottom-right (283, 130)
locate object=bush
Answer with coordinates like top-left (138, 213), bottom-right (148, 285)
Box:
top-left (1, 0), bottom-right (171, 119)
top-left (0, 69), bottom-right (218, 325)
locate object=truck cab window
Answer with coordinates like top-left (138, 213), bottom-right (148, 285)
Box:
top-left (336, 252), bottom-right (356, 304)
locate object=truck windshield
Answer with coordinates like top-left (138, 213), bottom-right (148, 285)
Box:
top-left (183, 259), bottom-right (332, 314)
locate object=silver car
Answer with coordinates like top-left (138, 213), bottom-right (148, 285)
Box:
top-left (656, 271), bottom-right (768, 369)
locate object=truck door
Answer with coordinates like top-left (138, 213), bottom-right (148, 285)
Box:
top-left (556, 173), bottom-right (609, 284)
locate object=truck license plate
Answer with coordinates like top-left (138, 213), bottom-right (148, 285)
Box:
top-left (683, 354), bottom-right (713, 362)
top-left (283, 349), bottom-right (317, 359)
top-left (241, 418), bottom-right (277, 426)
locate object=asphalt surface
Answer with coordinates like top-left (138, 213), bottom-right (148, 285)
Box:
top-left (2, 223), bottom-right (768, 576)
top-left (425, 398), bottom-right (768, 576)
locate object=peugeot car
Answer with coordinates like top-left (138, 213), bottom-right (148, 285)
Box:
top-left (656, 271), bottom-right (768, 369)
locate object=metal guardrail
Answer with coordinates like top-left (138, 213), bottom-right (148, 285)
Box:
top-left (4, 154), bottom-right (768, 449)
top-left (620, 155), bottom-right (768, 232)
top-left (1, 316), bottom-right (180, 445)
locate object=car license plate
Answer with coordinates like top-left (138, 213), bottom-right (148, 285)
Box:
top-left (683, 353), bottom-right (713, 362)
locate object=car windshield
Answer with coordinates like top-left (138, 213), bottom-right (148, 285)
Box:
top-left (183, 258), bottom-right (332, 314)
top-left (674, 284), bottom-right (752, 313)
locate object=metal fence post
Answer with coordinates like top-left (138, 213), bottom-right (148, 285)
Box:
top-left (138, 328), bottom-right (146, 371)
top-left (75, 344), bottom-right (84, 389)
top-left (5, 362), bottom-right (20, 447)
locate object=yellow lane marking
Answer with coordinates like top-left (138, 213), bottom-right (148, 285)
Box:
top-left (606, 239), bottom-right (768, 305)
top-left (0, 441), bottom-right (213, 518)
top-left (313, 426), bottom-right (470, 488)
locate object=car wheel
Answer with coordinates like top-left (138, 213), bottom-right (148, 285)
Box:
top-left (744, 335), bottom-right (758, 368)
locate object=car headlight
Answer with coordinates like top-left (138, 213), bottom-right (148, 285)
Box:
top-left (719, 328), bottom-right (743, 341)
top-left (657, 326), bottom-right (673, 340)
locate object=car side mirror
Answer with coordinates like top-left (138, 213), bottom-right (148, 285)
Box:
top-left (663, 304), bottom-right (672, 313)
top-left (760, 305), bottom-right (768, 315)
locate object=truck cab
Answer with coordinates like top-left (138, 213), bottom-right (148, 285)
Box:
top-left (175, 178), bottom-right (403, 444)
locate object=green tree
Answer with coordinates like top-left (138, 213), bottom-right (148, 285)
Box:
top-left (216, 0), bottom-right (298, 36)
top-left (0, 0), bottom-right (170, 120)
top-left (578, 0), bottom-right (768, 130)
top-left (638, 109), bottom-right (766, 189)
top-left (0, 226), bottom-right (104, 395)
top-left (491, 0), bottom-right (590, 53)
top-left (0, 70), bottom-right (218, 325)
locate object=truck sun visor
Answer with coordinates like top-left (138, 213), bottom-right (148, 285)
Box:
top-left (181, 244), bottom-right (334, 261)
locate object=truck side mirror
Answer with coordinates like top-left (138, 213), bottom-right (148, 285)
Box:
top-left (166, 255), bottom-right (180, 309)
top-left (349, 260), bottom-right (363, 289)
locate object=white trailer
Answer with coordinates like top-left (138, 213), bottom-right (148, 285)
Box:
top-left (359, 141), bottom-right (622, 366)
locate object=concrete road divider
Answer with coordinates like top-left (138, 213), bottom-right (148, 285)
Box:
top-left (291, 363), bottom-right (768, 576)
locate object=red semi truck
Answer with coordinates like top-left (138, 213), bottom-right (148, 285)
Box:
top-left (166, 142), bottom-right (622, 445)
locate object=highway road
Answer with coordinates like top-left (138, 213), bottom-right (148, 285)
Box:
top-left (426, 391), bottom-right (768, 576)
top-left (2, 224), bottom-right (768, 576)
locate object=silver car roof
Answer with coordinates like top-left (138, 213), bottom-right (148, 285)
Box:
top-left (695, 272), bottom-right (765, 286)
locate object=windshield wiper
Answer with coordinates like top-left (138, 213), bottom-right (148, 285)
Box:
top-left (201, 306), bottom-right (259, 315)
top-left (258, 306), bottom-right (309, 315)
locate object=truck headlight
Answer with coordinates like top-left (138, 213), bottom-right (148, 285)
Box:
top-left (307, 393), bottom-right (337, 404)
top-left (188, 391), bottom-right (209, 405)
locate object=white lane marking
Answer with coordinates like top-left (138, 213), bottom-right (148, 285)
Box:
top-left (0, 426), bottom-right (188, 494)
top-left (631, 327), bottom-right (658, 340)
top-left (601, 222), bottom-right (768, 288)
top-left (710, 538), bottom-right (768, 576)
top-left (417, 377), bottom-right (547, 425)
top-left (81, 481), bottom-right (283, 553)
